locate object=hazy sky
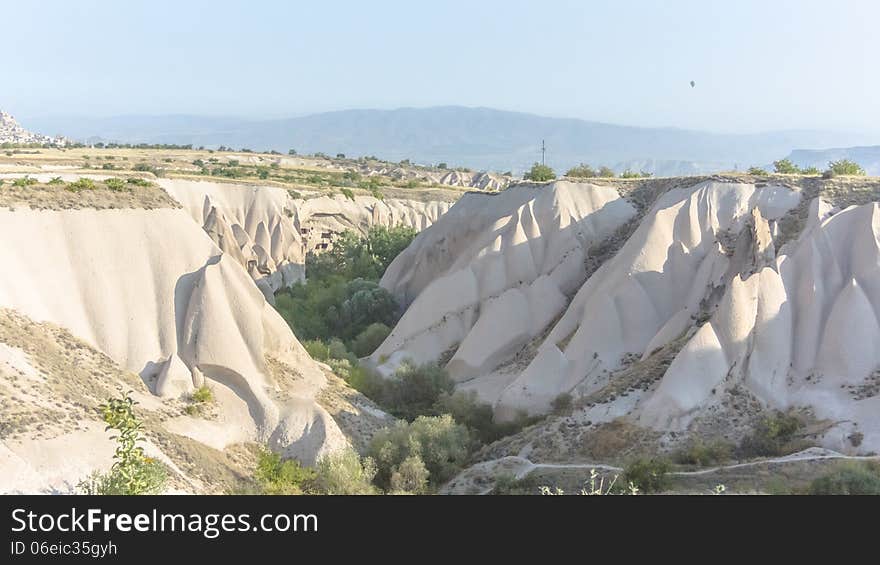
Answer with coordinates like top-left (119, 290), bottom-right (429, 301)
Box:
top-left (4, 0), bottom-right (878, 133)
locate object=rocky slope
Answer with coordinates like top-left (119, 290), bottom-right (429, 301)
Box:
top-left (375, 176), bottom-right (880, 456)
top-left (0, 177), bottom-right (406, 493)
top-left (158, 179), bottom-right (451, 298)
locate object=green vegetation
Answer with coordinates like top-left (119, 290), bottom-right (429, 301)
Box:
top-left (191, 385), bottom-right (214, 404)
top-left (674, 439), bottom-right (733, 466)
top-left (801, 166), bottom-right (822, 175)
top-left (623, 458), bottom-right (670, 493)
top-left (737, 411), bottom-right (805, 458)
top-left (66, 178), bottom-right (97, 192)
top-left (253, 447), bottom-right (316, 494)
top-left (78, 394), bottom-right (168, 495)
top-left (826, 159), bottom-right (866, 176)
top-left (809, 462), bottom-right (880, 495)
top-left (126, 177), bottom-right (153, 187)
top-left (773, 158), bottom-right (800, 174)
top-left (748, 166), bottom-right (769, 175)
top-left (524, 163), bottom-right (556, 182)
top-left (48, 176), bottom-right (64, 185)
top-left (350, 322), bottom-right (392, 357)
top-left (12, 176), bottom-right (37, 187)
top-left (104, 178), bottom-right (127, 191)
top-left (369, 414), bottom-right (471, 491)
top-left (619, 169), bottom-right (652, 178)
top-left (597, 166), bottom-right (615, 178)
top-left (310, 448), bottom-right (378, 494)
top-left (564, 164), bottom-right (596, 178)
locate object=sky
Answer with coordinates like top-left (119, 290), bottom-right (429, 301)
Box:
top-left (3, 0), bottom-right (879, 134)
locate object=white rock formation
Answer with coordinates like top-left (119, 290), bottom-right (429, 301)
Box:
top-left (372, 181), bottom-right (637, 380)
top-left (159, 179), bottom-right (451, 297)
top-left (637, 198), bottom-right (880, 452)
top-left (493, 181), bottom-right (801, 419)
top-left (0, 206), bottom-right (347, 468)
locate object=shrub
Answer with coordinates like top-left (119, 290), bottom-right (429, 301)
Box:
top-left (369, 414), bottom-right (472, 490)
top-left (389, 455), bottom-right (430, 494)
top-left (595, 166), bottom-right (614, 177)
top-left (350, 323), bottom-right (391, 357)
top-left (675, 439), bottom-right (733, 466)
top-left (254, 448), bottom-right (315, 494)
top-left (104, 178), bottom-right (127, 191)
top-left (827, 159), bottom-right (865, 176)
top-left (623, 458), bottom-right (670, 493)
top-left (619, 170), bottom-right (652, 178)
top-left (303, 339), bottom-right (332, 361)
top-left (801, 166), bottom-right (822, 175)
top-left (66, 178), bottom-right (97, 192)
top-left (748, 166), bottom-right (769, 175)
top-left (738, 411), bottom-right (804, 458)
top-left (311, 448), bottom-right (378, 494)
top-left (773, 158), bottom-right (800, 174)
top-left (78, 393), bottom-right (168, 495)
top-left (132, 163), bottom-right (159, 175)
top-left (48, 176), bottom-right (64, 185)
top-left (809, 462), bottom-right (880, 495)
top-left (379, 361), bottom-right (455, 421)
top-left (340, 187), bottom-right (355, 201)
top-left (433, 390), bottom-right (533, 444)
top-left (524, 163), bottom-right (556, 182)
top-left (12, 176), bottom-right (37, 187)
top-left (565, 164), bottom-right (596, 178)
top-left (551, 392), bottom-right (573, 414)
top-left (190, 385), bottom-right (213, 404)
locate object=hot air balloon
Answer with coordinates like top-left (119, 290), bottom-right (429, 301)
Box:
top-left (690, 80), bottom-right (696, 88)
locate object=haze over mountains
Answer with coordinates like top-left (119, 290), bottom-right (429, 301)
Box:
top-left (23, 107), bottom-right (879, 176)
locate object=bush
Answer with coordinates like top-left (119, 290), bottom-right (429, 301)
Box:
top-left (12, 175), bottom-right (37, 187)
top-left (551, 392), bottom-right (573, 414)
top-left (48, 176), bottom-right (64, 185)
top-left (623, 458), bottom-right (670, 493)
top-left (619, 170), bottom-right (651, 178)
top-left (254, 448), bottom-right (316, 495)
top-left (389, 455), bottom-right (430, 494)
top-left (350, 322), bottom-right (391, 357)
top-left (675, 440), bottom-right (733, 466)
top-left (190, 385), bottom-right (214, 404)
top-left (340, 188), bottom-right (355, 201)
top-left (738, 411), bottom-right (804, 458)
top-left (748, 166), bottom-right (769, 175)
top-left (773, 158), bottom-right (800, 174)
top-left (801, 166), bottom-right (822, 175)
top-left (132, 163), bottom-right (159, 175)
top-left (524, 163), bottom-right (556, 182)
top-left (596, 166), bottom-right (615, 178)
top-left (827, 159), bottom-right (865, 176)
top-left (369, 414), bottom-right (472, 490)
top-left (433, 390), bottom-right (534, 444)
top-left (78, 393), bottom-right (168, 495)
top-left (809, 463), bottom-right (880, 495)
top-left (104, 178), bottom-right (127, 191)
top-left (311, 448), bottom-right (378, 494)
top-left (66, 178), bottom-right (97, 192)
top-left (379, 361), bottom-right (455, 421)
top-left (564, 164), bottom-right (596, 178)
top-left (127, 177), bottom-right (153, 187)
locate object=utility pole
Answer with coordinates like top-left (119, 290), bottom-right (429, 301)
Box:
top-left (541, 139), bottom-right (546, 166)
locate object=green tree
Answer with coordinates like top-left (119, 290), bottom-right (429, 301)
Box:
top-left (827, 159), bottom-right (866, 176)
top-left (773, 158), bottom-right (800, 174)
top-left (524, 163), bottom-right (556, 182)
top-left (565, 164), bottom-right (596, 178)
top-left (78, 394), bottom-right (168, 495)
top-left (748, 166), bottom-right (769, 175)
top-left (350, 323), bottom-right (391, 357)
top-left (369, 414), bottom-right (472, 490)
top-left (597, 166), bottom-right (616, 178)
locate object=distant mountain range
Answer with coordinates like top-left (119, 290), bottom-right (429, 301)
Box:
top-left (22, 106), bottom-right (879, 175)
top-left (787, 145), bottom-right (880, 176)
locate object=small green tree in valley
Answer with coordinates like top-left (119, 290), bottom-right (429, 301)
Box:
top-left (827, 159), bottom-right (866, 176)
